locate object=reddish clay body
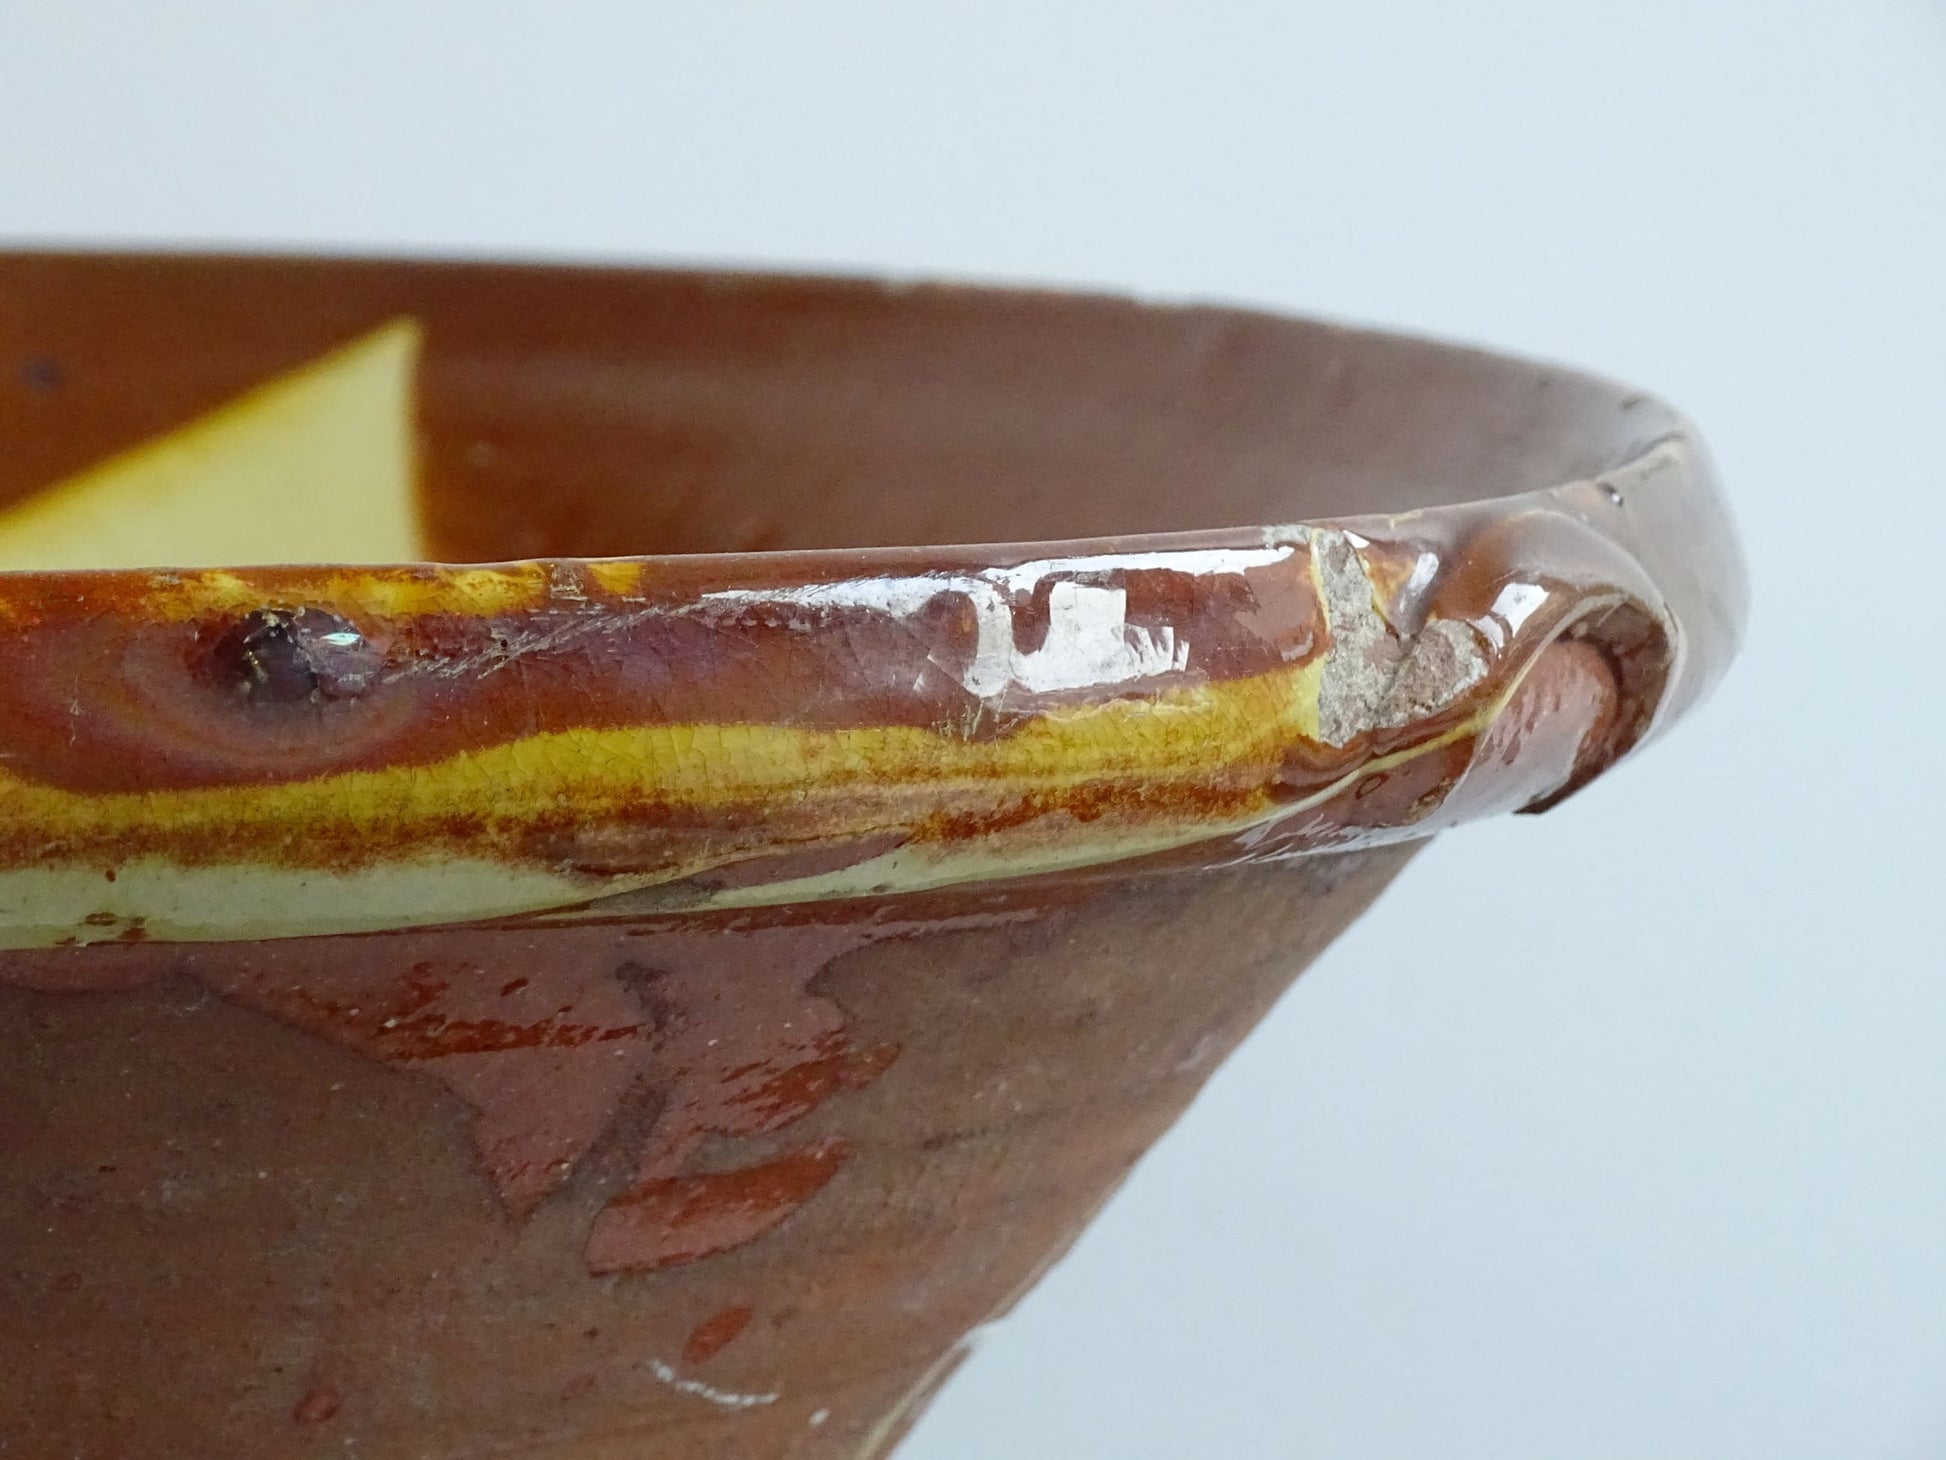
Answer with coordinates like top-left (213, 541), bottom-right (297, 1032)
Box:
top-left (0, 254), bottom-right (1743, 1458)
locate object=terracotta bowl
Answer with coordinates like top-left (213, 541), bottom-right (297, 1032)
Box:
top-left (0, 254), bottom-right (1744, 1458)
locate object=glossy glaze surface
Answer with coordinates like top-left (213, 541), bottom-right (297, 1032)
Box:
top-left (0, 253), bottom-right (1744, 1458)
top-left (0, 257), bottom-right (1740, 950)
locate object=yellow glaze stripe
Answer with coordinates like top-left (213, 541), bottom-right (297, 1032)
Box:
top-left (0, 656), bottom-right (1327, 856)
top-left (0, 642), bottom-right (1565, 949)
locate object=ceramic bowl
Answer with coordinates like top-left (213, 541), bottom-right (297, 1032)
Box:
top-left (0, 254), bottom-right (1744, 1458)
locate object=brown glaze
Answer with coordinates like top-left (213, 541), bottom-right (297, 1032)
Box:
top-left (0, 253), bottom-right (1745, 1457)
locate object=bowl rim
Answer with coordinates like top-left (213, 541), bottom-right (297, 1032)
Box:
top-left (0, 250), bottom-right (1747, 948)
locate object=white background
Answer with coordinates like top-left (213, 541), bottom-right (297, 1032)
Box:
top-left (3, 4), bottom-right (1942, 1456)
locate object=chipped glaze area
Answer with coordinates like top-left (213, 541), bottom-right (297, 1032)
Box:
top-left (0, 497), bottom-right (1687, 949)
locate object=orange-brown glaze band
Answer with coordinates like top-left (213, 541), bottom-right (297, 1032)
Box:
top-left (0, 519), bottom-right (1662, 928)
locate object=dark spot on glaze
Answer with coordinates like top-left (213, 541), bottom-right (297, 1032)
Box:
top-left (206, 608), bottom-right (382, 706)
top-left (18, 357), bottom-right (63, 392)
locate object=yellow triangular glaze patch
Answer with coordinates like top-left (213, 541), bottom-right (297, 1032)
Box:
top-left (0, 319), bottom-right (424, 572)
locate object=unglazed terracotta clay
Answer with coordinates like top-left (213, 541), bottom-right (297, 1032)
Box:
top-left (0, 254), bottom-right (1745, 1459)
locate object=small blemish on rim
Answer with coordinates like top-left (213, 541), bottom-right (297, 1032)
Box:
top-left (1352, 771), bottom-right (1392, 801)
top-left (18, 358), bottom-right (63, 393)
top-left (206, 607), bottom-right (383, 706)
top-left (292, 1386), bottom-right (342, 1424)
top-left (682, 1304), bottom-right (754, 1365)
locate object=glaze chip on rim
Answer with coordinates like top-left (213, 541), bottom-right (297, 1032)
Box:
top-left (0, 252), bottom-right (1746, 948)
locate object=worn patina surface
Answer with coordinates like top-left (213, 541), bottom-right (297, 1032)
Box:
top-left (0, 254), bottom-right (1743, 1459)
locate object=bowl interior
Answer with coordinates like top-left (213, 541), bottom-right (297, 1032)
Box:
top-left (0, 254), bottom-right (1674, 566)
